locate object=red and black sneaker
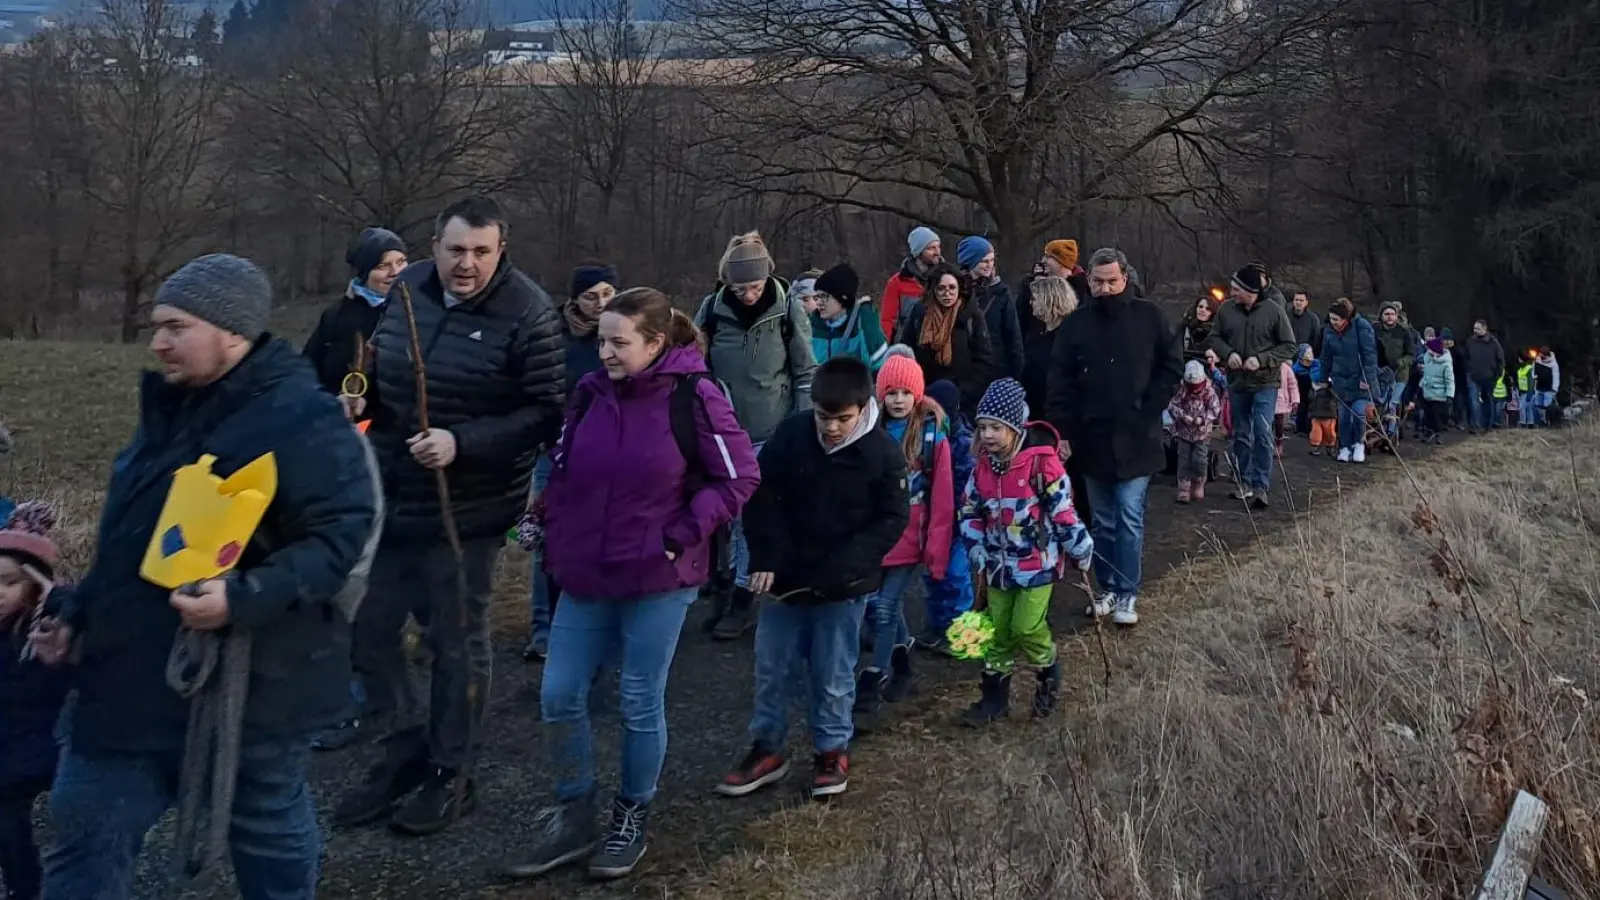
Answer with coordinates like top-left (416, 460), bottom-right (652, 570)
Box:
top-left (714, 744), bottom-right (790, 797)
top-left (810, 750), bottom-right (849, 799)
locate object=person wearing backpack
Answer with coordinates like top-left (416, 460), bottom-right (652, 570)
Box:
top-left (695, 232), bottom-right (819, 640)
top-left (854, 355), bottom-right (953, 732)
top-left (508, 288), bottom-right (759, 882)
top-left (895, 261), bottom-right (996, 414)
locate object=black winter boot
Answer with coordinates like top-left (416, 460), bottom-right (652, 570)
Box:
top-left (882, 642), bottom-right (917, 703)
top-left (1032, 661), bottom-right (1062, 719)
top-left (712, 588), bottom-right (756, 640)
top-left (961, 671), bottom-right (1011, 728)
top-left (852, 669), bottom-right (887, 733)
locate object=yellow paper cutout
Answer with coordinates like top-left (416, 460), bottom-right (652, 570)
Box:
top-left (139, 453), bottom-right (279, 589)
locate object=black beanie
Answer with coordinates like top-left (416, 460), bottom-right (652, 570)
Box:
top-left (570, 264), bottom-right (619, 300)
top-left (813, 263), bottom-right (860, 306)
top-left (347, 227), bottom-right (406, 280)
top-left (1231, 265), bottom-right (1265, 296)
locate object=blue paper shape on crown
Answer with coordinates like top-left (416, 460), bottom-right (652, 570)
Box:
top-left (160, 524), bottom-right (187, 558)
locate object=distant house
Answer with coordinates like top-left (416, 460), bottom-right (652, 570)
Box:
top-left (483, 28), bottom-right (564, 65)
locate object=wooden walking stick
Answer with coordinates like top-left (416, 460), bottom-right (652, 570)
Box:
top-left (1080, 568), bottom-right (1112, 690)
top-left (396, 282), bottom-right (477, 818)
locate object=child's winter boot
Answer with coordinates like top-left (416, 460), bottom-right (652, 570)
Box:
top-left (961, 671), bottom-right (1011, 728)
top-left (1032, 661), bottom-right (1062, 718)
top-left (853, 669), bottom-right (887, 733)
top-left (1176, 479), bottom-right (1191, 503)
top-left (883, 641), bottom-right (917, 703)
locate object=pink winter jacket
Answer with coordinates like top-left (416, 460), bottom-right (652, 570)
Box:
top-left (881, 413), bottom-right (955, 579)
top-left (1276, 362), bottom-right (1301, 415)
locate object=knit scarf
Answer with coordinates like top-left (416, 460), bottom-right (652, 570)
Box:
top-left (564, 297), bottom-right (602, 338)
top-left (919, 301), bottom-right (960, 366)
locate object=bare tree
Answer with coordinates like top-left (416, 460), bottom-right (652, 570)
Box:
top-left (72, 0), bottom-right (228, 342)
top-left (676, 0), bottom-right (1344, 271)
top-left (229, 0), bottom-right (519, 239)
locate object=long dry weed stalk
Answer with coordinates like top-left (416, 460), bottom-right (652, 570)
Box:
top-left (804, 425), bottom-right (1600, 900)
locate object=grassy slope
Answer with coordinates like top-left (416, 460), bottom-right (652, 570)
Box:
top-left (7, 338), bottom-right (1597, 899)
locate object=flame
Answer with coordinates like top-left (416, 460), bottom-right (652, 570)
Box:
top-left (1209, 286), bottom-right (1225, 302)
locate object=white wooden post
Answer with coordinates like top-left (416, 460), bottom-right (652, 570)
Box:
top-left (1476, 790), bottom-right (1550, 900)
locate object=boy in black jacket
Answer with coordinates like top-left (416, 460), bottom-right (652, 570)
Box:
top-left (715, 358), bottom-right (909, 801)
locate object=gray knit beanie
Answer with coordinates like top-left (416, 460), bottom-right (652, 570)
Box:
top-left (155, 254), bottom-right (272, 340)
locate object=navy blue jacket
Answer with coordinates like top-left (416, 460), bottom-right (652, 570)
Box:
top-left (1321, 315), bottom-right (1380, 403)
top-left (1, 632), bottom-right (69, 787)
top-left (48, 338), bottom-right (380, 752)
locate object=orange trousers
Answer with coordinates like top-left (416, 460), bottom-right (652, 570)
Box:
top-left (1309, 418), bottom-right (1338, 448)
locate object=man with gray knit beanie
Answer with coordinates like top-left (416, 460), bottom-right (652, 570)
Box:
top-left (34, 252), bottom-right (381, 900)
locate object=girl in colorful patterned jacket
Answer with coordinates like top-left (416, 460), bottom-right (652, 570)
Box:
top-left (854, 355), bottom-right (954, 732)
top-left (959, 379), bottom-right (1093, 728)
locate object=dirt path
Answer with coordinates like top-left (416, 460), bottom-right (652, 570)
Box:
top-left (155, 434), bottom-right (1453, 899)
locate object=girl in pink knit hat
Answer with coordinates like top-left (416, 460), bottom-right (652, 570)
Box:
top-left (0, 499), bottom-right (69, 900)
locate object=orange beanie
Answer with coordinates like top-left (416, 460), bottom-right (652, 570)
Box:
top-left (875, 354), bottom-right (925, 404)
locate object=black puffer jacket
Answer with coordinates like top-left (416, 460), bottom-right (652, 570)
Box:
top-left (1046, 290), bottom-right (1184, 482)
top-left (368, 259), bottom-right (565, 540)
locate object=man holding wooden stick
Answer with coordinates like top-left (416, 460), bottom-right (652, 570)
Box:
top-left (334, 196), bottom-right (566, 836)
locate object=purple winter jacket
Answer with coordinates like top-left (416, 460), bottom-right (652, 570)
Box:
top-left (543, 345), bottom-right (760, 600)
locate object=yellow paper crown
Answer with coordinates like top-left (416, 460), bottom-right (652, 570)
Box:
top-left (140, 453), bottom-right (278, 589)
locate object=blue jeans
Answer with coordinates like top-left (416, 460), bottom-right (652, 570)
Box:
top-left (1229, 387), bottom-right (1279, 492)
top-left (869, 565), bottom-right (919, 672)
top-left (1468, 378), bottom-right (1498, 430)
top-left (749, 598), bottom-right (864, 754)
top-left (528, 455), bottom-right (554, 644)
top-left (541, 587), bottom-right (696, 806)
top-left (43, 741), bottom-right (319, 900)
top-left (1083, 475), bottom-right (1150, 596)
top-left (1337, 396), bottom-right (1370, 448)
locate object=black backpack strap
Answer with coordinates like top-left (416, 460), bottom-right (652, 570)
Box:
top-left (669, 373), bottom-right (706, 473)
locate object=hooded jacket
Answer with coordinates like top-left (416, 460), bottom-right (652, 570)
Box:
top-left (959, 423), bottom-right (1093, 590)
top-left (367, 259), bottom-right (566, 540)
top-left (543, 346), bottom-right (760, 600)
top-left (1465, 332), bottom-right (1507, 383)
top-left (1166, 380), bottom-right (1222, 445)
top-left (1205, 296), bottom-right (1297, 392)
top-left (1421, 349), bottom-right (1456, 401)
top-left (810, 298), bottom-right (889, 372)
top-left (880, 412), bottom-right (954, 579)
top-left (1276, 362), bottom-right (1301, 415)
top-left (880, 257), bottom-right (930, 337)
top-left (1046, 289), bottom-right (1184, 482)
top-left (697, 279), bottom-right (817, 445)
top-left (1375, 318), bottom-right (1416, 375)
top-left (1321, 314), bottom-right (1379, 402)
top-left (743, 403), bottom-right (909, 602)
top-left (45, 338), bottom-right (380, 752)
top-left (972, 277), bottom-right (1025, 381)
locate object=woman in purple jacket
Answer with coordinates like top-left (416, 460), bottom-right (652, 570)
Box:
top-left (508, 288), bottom-right (759, 883)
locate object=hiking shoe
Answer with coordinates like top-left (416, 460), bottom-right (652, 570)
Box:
top-left (916, 632), bottom-right (955, 657)
top-left (1032, 661), bottom-right (1062, 719)
top-left (1336, 446), bottom-right (1353, 462)
top-left (711, 590), bottom-right (755, 641)
top-left (389, 767), bottom-right (477, 835)
top-left (852, 669), bottom-right (887, 733)
top-left (962, 671), bottom-right (1011, 727)
top-left (810, 751), bottom-right (849, 799)
top-left (883, 642), bottom-right (917, 703)
top-left (1112, 595), bottom-right (1140, 626)
top-left (1352, 443), bottom-right (1367, 463)
top-left (1309, 446), bottom-right (1322, 456)
top-left (504, 794), bottom-right (599, 879)
top-left (331, 754), bottom-right (430, 827)
top-left (311, 718), bottom-right (363, 752)
top-left (1230, 486), bottom-right (1253, 501)
top-left (1249, 493), bottom-right (1269, 511)
top-left (588, 797), bottom-right (649, 880)
top-left (715, 744), bottom-right (790, 797)
top-left (1085, 592), bottom-right (1114, 618)
top-left (521, 633), bottom-right (548, 662)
